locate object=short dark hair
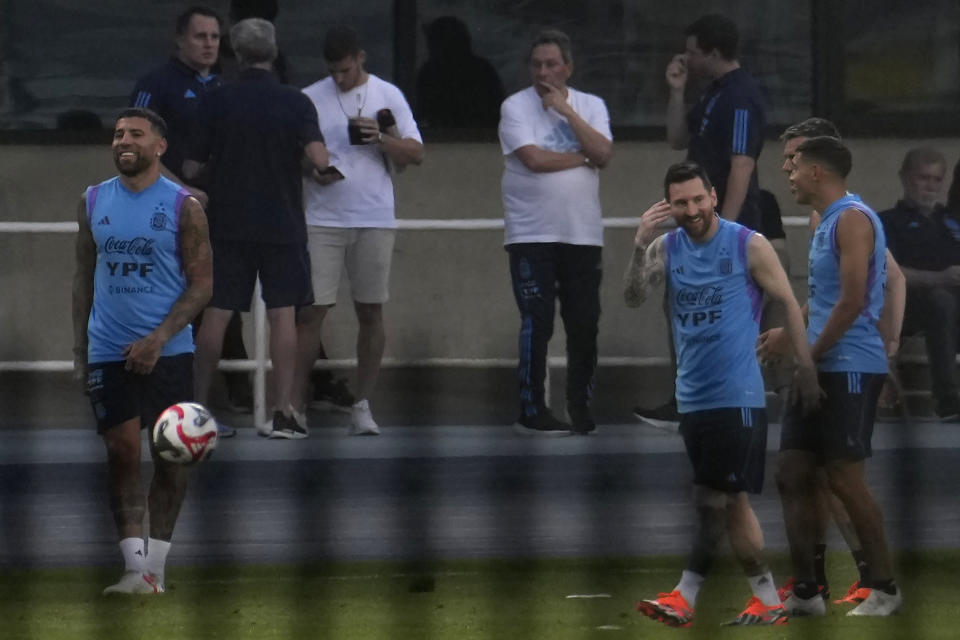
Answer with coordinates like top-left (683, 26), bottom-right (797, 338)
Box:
top-left (684, 14), bottom-right (739, 60)
top-left (664, 161), bottom-right (713, 199)
top-left (900, 147), bottom-right (946, 176)
top-left (530, 29), bottom-right (573, 65)
top-left (115, 108), bottom-right (167, 137)
top-left (175, 5), bottom-right (222, 36)
top-left (323, 26), bottom-right (361, 62)
top-left (780, 117), bottom-right (841, 141)
top-left (794, 136), bottom-right (852, 178)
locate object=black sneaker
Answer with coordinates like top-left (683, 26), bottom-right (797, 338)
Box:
top-left (633, 399), bottom-right (680, 432)
top-left (309, 376), bottom-right (355, 413)
top-left (513, 410), bottom-right (572, 436)
top-left (567, 405), bottom-right (596, 435)
top-left (267, 410), bottom-right (308, 440)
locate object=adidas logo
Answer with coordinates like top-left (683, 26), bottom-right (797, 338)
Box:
top-left (135, 550), bottom-right (144, 556)
top-left (98, 216), bottom-right (111, 225)
top-left (184, 89), bottom-right (196, 98)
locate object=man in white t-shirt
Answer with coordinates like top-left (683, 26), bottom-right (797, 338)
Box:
top-left (499, 30), bottom-right (613, 436)
top-left (296, 25), bottom-right (424, 435)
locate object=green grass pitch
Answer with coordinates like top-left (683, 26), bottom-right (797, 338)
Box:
top-left (2, 551), bottom-right (956, 639)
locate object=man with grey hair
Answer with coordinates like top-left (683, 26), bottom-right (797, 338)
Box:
top-left (879, 147), bottom-right (960, 420)
top-left (499, 29), bottom-right (613, 435)
top-left (186, 18), bottom-right (330, 439)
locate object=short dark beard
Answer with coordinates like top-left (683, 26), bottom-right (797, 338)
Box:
top-left (113, 150), bottom-right (151, 177)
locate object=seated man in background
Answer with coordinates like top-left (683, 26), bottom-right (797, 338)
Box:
top-left (879, 148), bottom-right (960, 421)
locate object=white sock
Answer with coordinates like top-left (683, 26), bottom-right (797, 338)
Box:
top-left (749, 571), bottom-right (780, 606)
top-left (146, 538), bottom-right (171, 582)
top-left (119, 537), bottom-right (145, 572)
top-left (675, 570), bottom-right (704, 606)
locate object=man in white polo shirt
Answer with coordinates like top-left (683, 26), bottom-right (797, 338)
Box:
top-left (296, 25), bottom-right (424, 436)
top-left (499, 29), bottom-right (613, 436)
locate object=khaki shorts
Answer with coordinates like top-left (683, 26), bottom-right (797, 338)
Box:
top-left (307, 226), bottom-right (395, 305)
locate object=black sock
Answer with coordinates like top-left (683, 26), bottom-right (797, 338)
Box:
top-left (851, 550), bottom-right (872, 587)
top-left (871, 579), bottom-right (897, 596)
top-left (814, 544), bottom-right (828, 586)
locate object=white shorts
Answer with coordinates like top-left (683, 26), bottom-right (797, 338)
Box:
top-left (307, 226), bottom-right (395, 305)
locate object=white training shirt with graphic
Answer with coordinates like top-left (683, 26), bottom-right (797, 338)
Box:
top-left (498, 86), bottom-right (611, 247)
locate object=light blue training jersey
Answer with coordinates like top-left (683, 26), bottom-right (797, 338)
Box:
top-left (85, 175), bottom-right (194, 363)
top-left (807, 193), bottom-right (887, 373)
top-left (666, 217), bottom-right (766, 412)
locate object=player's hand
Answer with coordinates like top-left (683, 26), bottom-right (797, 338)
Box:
top-left (665, 54), bottom-right (688, 90)
top-left (635, 199), bottom-right (673, 248)
top-left (538, 81), bottom-right (572, 117)
top-left (756, 327), bottom-right (791, 365)
top-left (355, 116), bottom-right (381, 144)
top-left (123, 334), bottom-right (163, 375)
top-left (791, 362), bottom-right (825, 415)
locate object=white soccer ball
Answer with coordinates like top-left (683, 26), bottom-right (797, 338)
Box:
top-left (152, 402), bottom-right (218, 464)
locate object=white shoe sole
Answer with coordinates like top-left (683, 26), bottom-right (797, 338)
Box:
top-left (268, 429), bottom-right (308, 440)
top-left (348, 425), bottom-right (380, 436)
top-left (635, 416), bottom-right (681, 433)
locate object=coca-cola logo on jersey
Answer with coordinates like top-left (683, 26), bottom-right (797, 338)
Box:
top-left (674, 286), bottom-right (724, 307)
top-left (103, 236), bottom-right (155, 256)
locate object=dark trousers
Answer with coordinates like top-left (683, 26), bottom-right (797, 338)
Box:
top-left (507, 243), bottom-right (602, 417)
top-left (903, 285), bottom-right (960, 407)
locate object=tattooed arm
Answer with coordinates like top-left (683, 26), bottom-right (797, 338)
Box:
top-left (624, 199), bottom-right (673, 308)
top-left (624, 236), bottom-right (667, 308)
top-left (72, 194), bottom-right (96, 389)
top-left (122, 196), bottom-right (213, 374)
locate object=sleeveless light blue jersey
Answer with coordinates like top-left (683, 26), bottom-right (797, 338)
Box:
top-left (85, 176), bottom-right (194, 363)
top-left (807, 193), bottom-right (887, 373)
top-left (666, 218), bottom-right (765, 412)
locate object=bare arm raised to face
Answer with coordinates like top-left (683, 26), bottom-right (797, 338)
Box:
top-left (623, 200), bottom-right (673, 307)
top-left (122, 196), bottom-right (213, 375)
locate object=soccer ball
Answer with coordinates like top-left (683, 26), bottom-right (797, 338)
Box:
top-left (152, 402), bottom-right (218, 464)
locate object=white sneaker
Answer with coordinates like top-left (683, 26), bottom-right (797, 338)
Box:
top-left (349, 399), bottom-right (380, 436)
top-left (103, 570), bottom-right (164, 595)
top-left (257, 418), bottom-right (273, 437)
top-left (783, 593), bottom-right (826, 616)
top-left (847, 587), bottom-right (902, 616)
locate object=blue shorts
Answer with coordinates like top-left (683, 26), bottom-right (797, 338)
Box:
top-left (210, 239), bottom-right (313, 311)
top-left (680, 407), bottom-right (768, 494)
top-left (780, 371), bottom-right (885, 461)
top-left (86, 353), bottom-right (193, 434)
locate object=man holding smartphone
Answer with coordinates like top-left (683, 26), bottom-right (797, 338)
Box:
top-left (296, 25), bottom-right (424, 436)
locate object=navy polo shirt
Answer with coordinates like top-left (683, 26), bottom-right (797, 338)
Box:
top-left (130, 57), bottom-right (222, 181)
top-left (879, 201), bottom-right (960, 271)
top-left (686, 67), bottom-right (766, 230)
top-left (189, 68), bottom-right (323, 245)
